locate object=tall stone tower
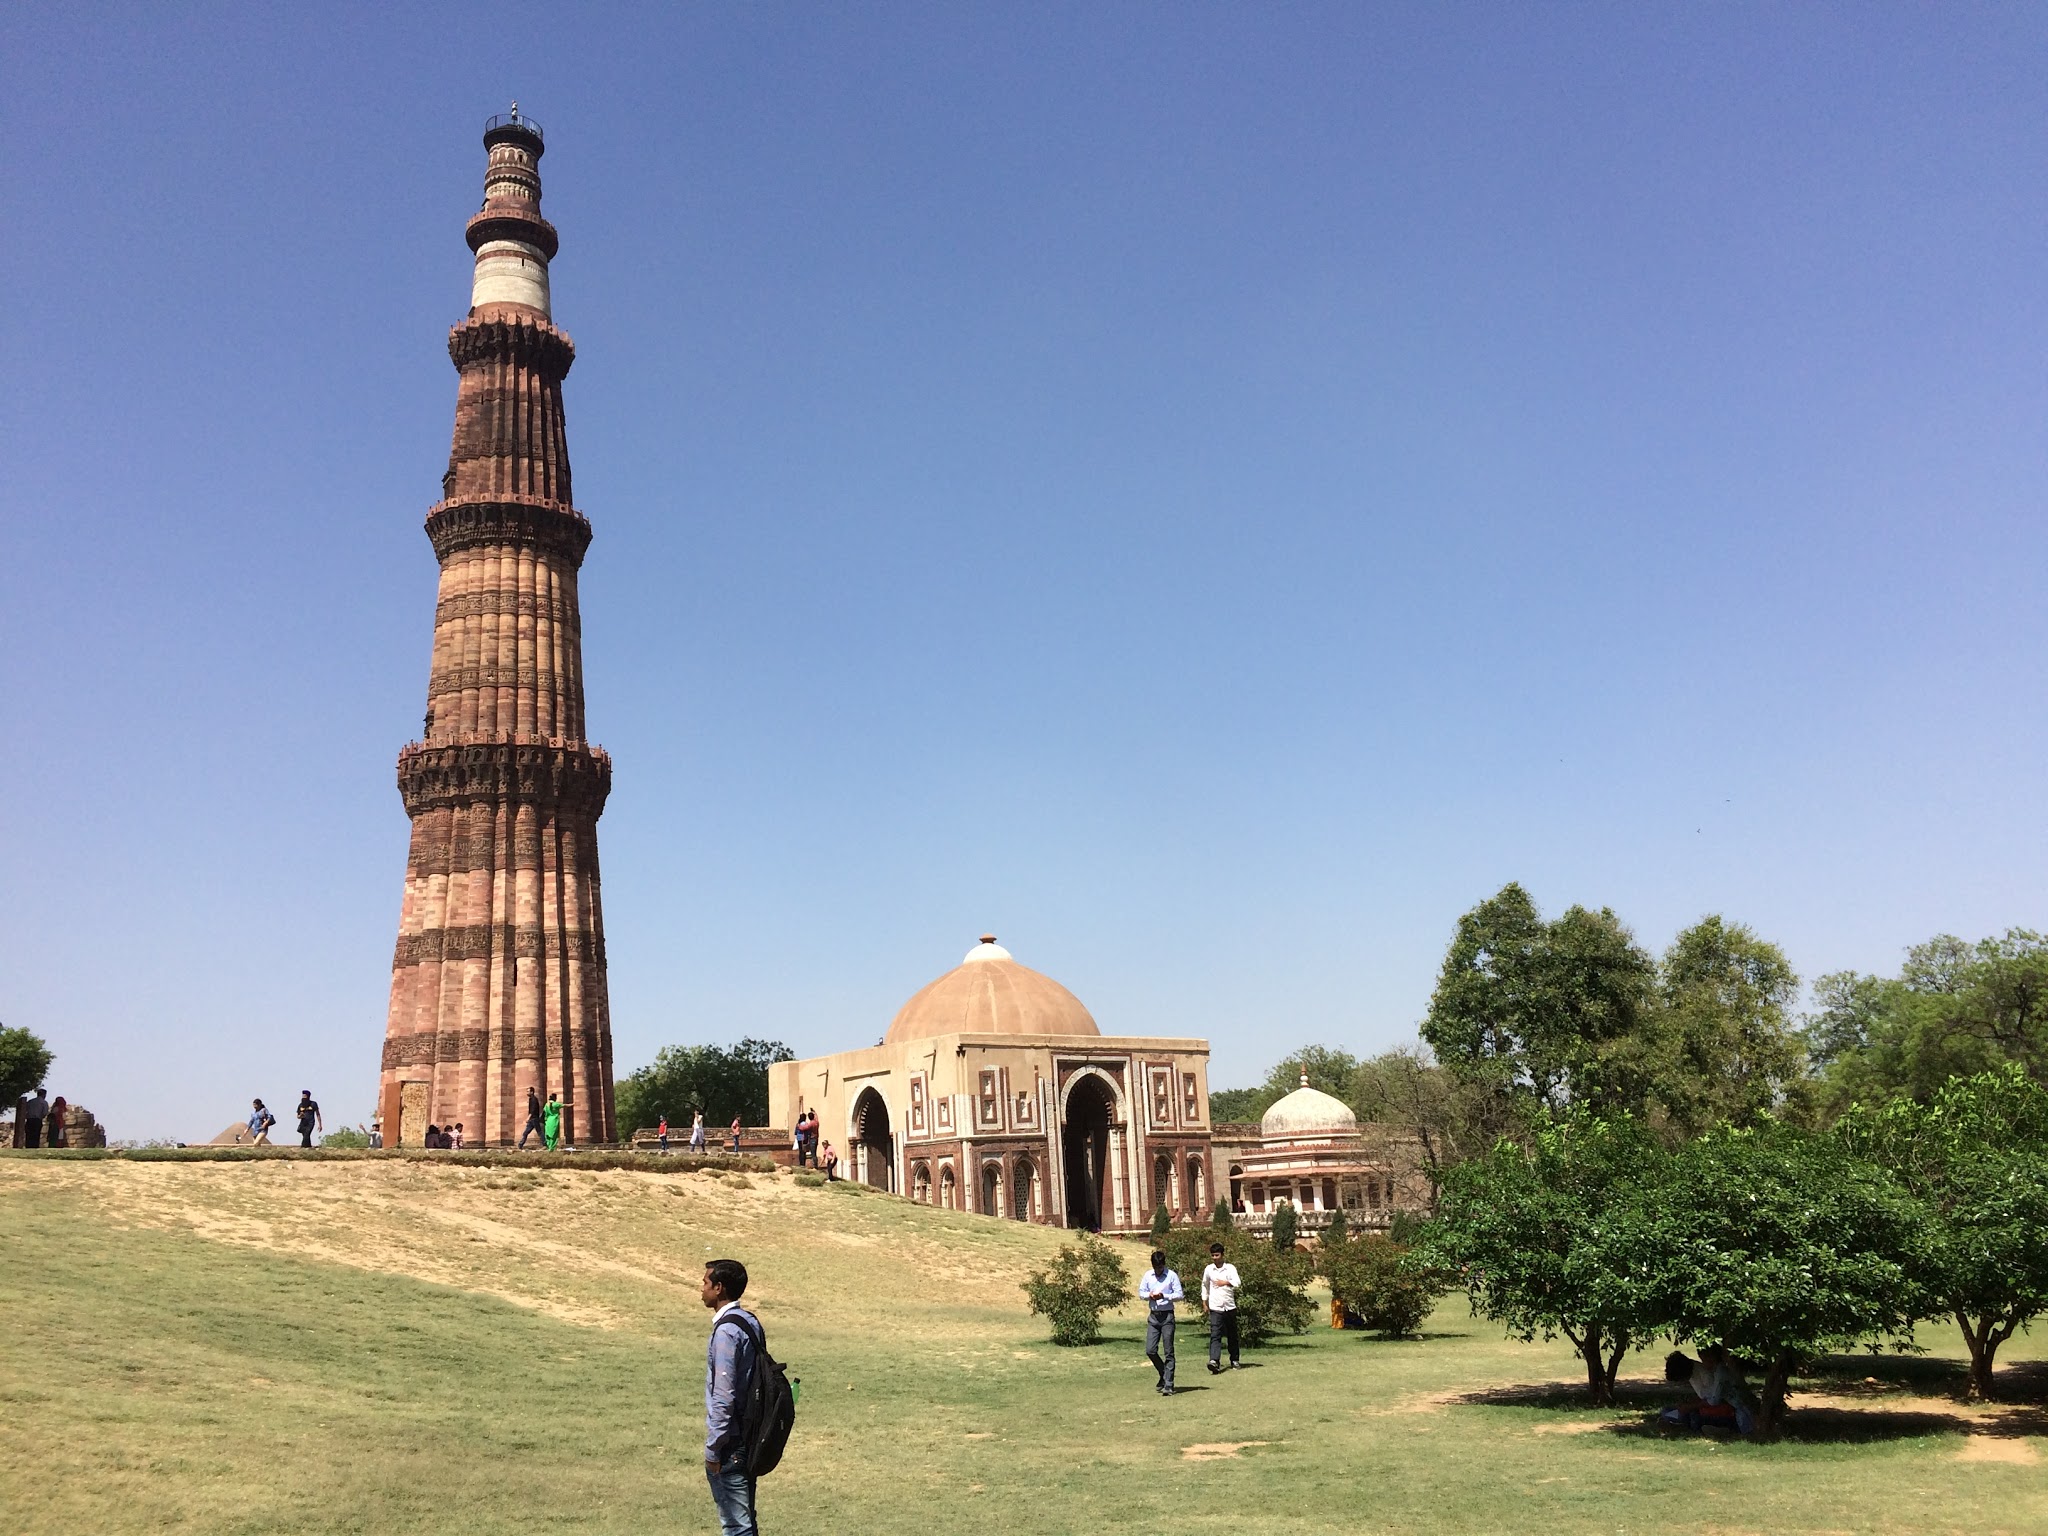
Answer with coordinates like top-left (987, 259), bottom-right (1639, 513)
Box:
top-left (379, 109), bottom-right (615, 1148)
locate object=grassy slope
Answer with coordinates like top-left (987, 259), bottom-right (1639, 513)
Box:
top-left (2, 1158), bottom-right (2043, 1535)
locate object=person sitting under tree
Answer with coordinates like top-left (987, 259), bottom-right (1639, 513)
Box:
top-left (1661, 1345), bottom-right (1757, 1435)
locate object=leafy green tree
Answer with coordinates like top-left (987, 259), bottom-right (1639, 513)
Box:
top-left (1206, 1086), bottom-right (1269, 1123)
top-left (1807, 931), bottom-right (2048, 1117)
top-left (0, 1025), bottom-right (54, 1105)
top-left (1422, 884), bottom-right (1657, 1115)
top-left (613, 1038), bottom-right (794, 1137)
top-left (1318, 1233), bottom-right (1442, 1338)
top-left (1022, 1235), bottom-right (1131, 1345)
top-left (1426, 1109), bottom-right (1662, 1403)
top-left (1628, 1120), bottom-right (1924, 1437)
top-left (1270, 1197), bottom-right (1297, 1251)
top-left (1351, 1045), bottom-right (1517, 1210)
top-left (1643, 917), bottom-right (1806, 1136)
top-left (1840, 1066), bottom-right (2048, 1399)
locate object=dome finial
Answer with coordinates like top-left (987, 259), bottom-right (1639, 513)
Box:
top-left (1301, 1071), bottom-right (1311, 1088)
top-left (980, 933), bottom-right (998, 946)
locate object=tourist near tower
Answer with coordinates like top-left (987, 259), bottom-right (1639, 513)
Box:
top-left (377, 108), bottom-right (615, 1148)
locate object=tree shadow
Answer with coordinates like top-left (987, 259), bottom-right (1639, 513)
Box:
top-left (1450, 1377), bottom-right (2048, 1445)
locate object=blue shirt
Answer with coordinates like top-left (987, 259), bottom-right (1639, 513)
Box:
top-left (1139, 1268), bottom-right (1184, 1311)
top-left (705, 1304), bottom-right (760, 1461)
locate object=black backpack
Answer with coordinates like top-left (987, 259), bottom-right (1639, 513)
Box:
top-left (719, 1310), bottom-right (797, 1477)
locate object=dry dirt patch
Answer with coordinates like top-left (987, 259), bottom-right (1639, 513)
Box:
top-left (1955, 1437), bottom-right (2040, 1465)
top-left (1181, 1441), bottom-right (1270, 1461)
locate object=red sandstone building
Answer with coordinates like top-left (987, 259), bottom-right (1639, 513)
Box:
top-left (378, 111), bottom-right (615, 1148)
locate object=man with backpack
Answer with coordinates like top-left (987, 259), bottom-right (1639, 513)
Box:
top-left (702, 1257), bottom-right (796, 1536)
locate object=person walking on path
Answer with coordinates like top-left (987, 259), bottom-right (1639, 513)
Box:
top-left (729, 1114), bottom-right (742, 1155)
top-left (690, 1109), bottom-right (707, 1152)
top-left (21, 1088), bottom-right (49, 1148)
top-left (659, 1115), bottom-right (670, 1153)
top-left (247, 1098), bottom-right (276, 1145)
top-left (542, 1093), bottom-right (563, 1151)
top-left (701, 1258), bottom-right (763, 1536)
top-left (519, 1088), bottom-right (544, 1149)
top-left (1201, 1242), bottom-right (1243, 1373)
top-left (295, 1091), bottom-right (323, 1148)
top-left (1140, 1249), bottom-right (1184, 1395)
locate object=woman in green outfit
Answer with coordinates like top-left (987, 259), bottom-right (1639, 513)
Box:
top-left (542, 1093), bottom-right (563, 1150)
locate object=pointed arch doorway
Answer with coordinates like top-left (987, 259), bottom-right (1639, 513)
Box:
top-left (851, 1086), bottom-right (894, 1192)
top-left (1061, 1072), bottom-right (1117, 1231)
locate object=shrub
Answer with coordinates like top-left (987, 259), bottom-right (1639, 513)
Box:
top-left (321, 1126), bottom-right (371, 1149)
top-left (1212, 1200), bottom-right (1234, 1229)
top-left (1318, 1234), bottom-right (1443, 1338)
top-left (1155, 1226), bottom-right (1316, 1345)
top-left (792, 1170), bottom-right (826, 1188)
top-left (1149, 1204), bottom-right (1171, 1242)
top-left (1323, 1206), bottom-right (1349, 1246)
top-left (1271, 1198), bottom-right (1297, 1251)
top-left (1023, 1235), bottom-right (1131, 1345)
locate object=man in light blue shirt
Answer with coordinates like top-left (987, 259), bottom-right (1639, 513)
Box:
top-left (1138, 1249), bottom-right (1184, 1396)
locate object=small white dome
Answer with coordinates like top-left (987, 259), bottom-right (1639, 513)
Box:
top-left (1260, 1073), bottom-right (1359, 1138)
top-left (962, 934), bottom-right (1013, 964)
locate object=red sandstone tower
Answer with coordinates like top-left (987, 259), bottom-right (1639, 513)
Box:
top-left (378, 109), bottom-right (615, 1148)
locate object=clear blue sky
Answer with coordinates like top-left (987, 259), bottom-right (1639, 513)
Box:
top-left (4, 4), bottom-right (2042, 1142)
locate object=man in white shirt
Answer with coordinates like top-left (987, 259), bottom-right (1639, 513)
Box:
top-left (1201, 1241), bottom-right (1243, 1373)
top-left (1138, 1249), bottom-right (1184, 1396)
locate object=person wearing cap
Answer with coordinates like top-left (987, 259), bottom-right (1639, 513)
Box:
top-left (1202, 1241), bottom-right (1243, 1372)
top-left (295, 1090), bottom-right (323, 1148)
top-left (1139, 1249), bottom-right (1184, 1395)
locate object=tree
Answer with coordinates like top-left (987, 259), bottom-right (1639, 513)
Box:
top-left (1351, 1045), bottom-right (1517, 1210)
top-left (1318, 1233), bottom-right (1442, 1338)
top-left (1642, 917), bottom-right (1806, 1136)
top-left (1211, 1199), bottom-right (1234, 1229)
top-left (1807, 931), bottom-right (2048, 1118)
top-left (1149, 1203), bottom-right (1171, 1242)
top-left (613, 1038), bottom-right (794, 1137)
top-left (1322, 1204), bottom-right (1348, 1246)
top-left (1022, 1235), bottom-right (1131, 1345)
top-left (1840, 1066), bottom-right (2048, 1398)
top-left (0, 1025), bottom-right (54, 1106)
top-left (1422, 884), bottom-right (1657, 1115)
top-left (1209, 1045), bottom-right (1363, 1125)
top-left (1627, 1120), bottom-right (1924, 1437)
top-left (1270, 1197), bottom-right (1297, 1251)
top-left (1426, 1109), bottom-right (1661, 1403)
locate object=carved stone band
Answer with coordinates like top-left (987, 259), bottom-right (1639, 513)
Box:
top-left (426, 498), bottom-right (593, 565)
top-left (396, 740), bottom-right (611, 816)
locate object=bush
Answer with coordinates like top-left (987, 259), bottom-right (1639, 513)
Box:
top-left (1023, 1235), bottom-right (1132, 1345)
top-left (1155, 1226), bottom-right (1316, 1345)
top-left (1212, 1199), bottom-right (1234, 1229)
top-left (1318, 1234), bottom-right (1443, 1338)
top-left (1271, 1198), bottom-right (1297, 1251)
top-left (1149, 1204), bottom-right (1171, 1242)
top-left (1323, 1206), bottom-right (1349, 1246)
top-left (792, 1170), bottom-right (826, 1187)
top-left (321, 1126), bottom-right (371, 1149)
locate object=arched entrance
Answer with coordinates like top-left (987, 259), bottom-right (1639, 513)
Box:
top-left (1153, 1152), bottom-right (1175, 1216)
top-left (851, 1087), bottom-right (894, 1192)
top-left (1062, 1072), bottom-right (1116, 1231)
top-left (1189, 1155), bottom-right (1207, 1215)
top-left (940, 1164), bottom-right (957, 1209)
top-left (981, 1161), bottom-right (1003, 1218)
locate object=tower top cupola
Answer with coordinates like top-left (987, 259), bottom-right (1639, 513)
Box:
top-left (467, 104), bottom-right (558, 315)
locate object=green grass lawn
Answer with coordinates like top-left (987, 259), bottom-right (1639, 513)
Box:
top-left (3, 1155), bottom-right (2042, 1534)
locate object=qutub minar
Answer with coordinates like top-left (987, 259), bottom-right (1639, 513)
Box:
top-left (378, 109), bottom-right (615, 1148)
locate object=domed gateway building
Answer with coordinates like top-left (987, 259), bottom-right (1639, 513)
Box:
top-left (768, 937), bottom-right (1216, 1232)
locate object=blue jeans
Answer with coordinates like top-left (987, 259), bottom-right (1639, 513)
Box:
top-left (707, 1459), bottom-right (757, 1535)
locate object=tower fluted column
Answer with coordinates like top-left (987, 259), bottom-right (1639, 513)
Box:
top-left (380, 110), bottom-right (615, 1147)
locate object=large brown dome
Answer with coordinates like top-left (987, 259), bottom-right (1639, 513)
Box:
top-left (884, 937), bottom-right (1102, 1044)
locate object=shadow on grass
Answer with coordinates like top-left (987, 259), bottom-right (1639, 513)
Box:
top-left (1449, 1378), bottom-right (2048, 1445)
